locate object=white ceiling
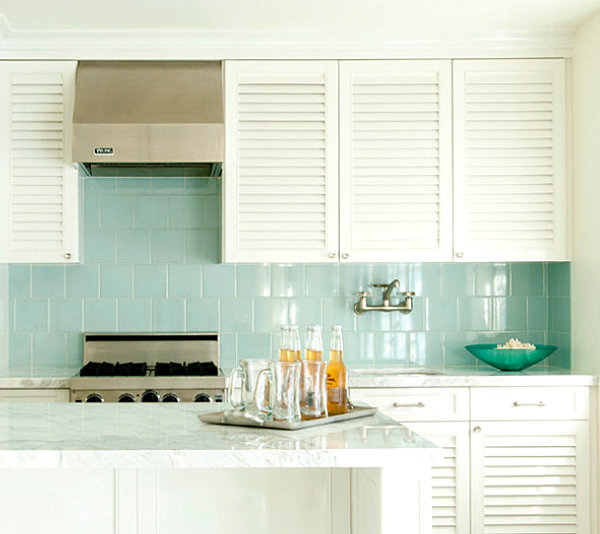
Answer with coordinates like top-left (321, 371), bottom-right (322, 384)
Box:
top-left (0, 0), bottom-right (599, 33)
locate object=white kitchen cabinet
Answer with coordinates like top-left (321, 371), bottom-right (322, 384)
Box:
top-left (0, 61), bottom-right (79, 263)
top-left (223, 60), bottom-right (339, 263)
top-left (352, 388), bottom-right (471, 534)
top-left (470, 420), bottom-right (590, 534)
top-left (224, 58), bottom-right (569, 263)
top-left (352, 385), bottom-right (592, 534)
top-left (0, 388), bottom-right (70, 402)
top-left (453, 59), bottom-right (568, 262)
top-left (339, 60), bottom-right (453, 262)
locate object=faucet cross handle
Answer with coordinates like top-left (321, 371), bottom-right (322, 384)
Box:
top-left (355, 291), bottom-right (371, 298)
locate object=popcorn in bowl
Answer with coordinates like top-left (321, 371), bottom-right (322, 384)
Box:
top-left (495, 338), bottom-right (535, 350)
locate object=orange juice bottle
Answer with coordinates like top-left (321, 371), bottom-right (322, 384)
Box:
top-left (305, 325), bottom-right (323, 361)
top-left (326, 325), bottom-right (348, 415)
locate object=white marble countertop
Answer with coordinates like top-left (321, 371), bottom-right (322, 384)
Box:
top-left (0, 403), bottom-right (439, 469)
top-left (0, 365), bottom-right (596, 389)
top-left (0, 367), bottom-right (77, 388)
top-left (348, 366), bottom-right (598, 387)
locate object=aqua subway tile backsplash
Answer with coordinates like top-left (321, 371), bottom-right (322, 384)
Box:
top-left (32, 265), bottom-right (64, 298)
top-left (5, 175), bottom-right (571, 371)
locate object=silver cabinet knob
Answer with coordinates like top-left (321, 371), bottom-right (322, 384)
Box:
top-left (64, 252), bottom-right (72, 260)
top-left (456, 251), bottom-right (464, 259)
top-left (341, 253), bottom-right (349, 259)
top-left (328, 252), bottom-right (336, 259)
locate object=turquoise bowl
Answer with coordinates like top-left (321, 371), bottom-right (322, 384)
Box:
top-left (465, 344), bottom-right (558, 371)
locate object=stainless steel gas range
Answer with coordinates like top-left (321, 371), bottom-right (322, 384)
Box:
top-left (69, 333), bottom-right (226, 403)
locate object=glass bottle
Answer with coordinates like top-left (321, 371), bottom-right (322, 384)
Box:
top-left (290, 325), bottom-right (301, 361)
top-left (305, 325), bottom-right (323, 361)
top-left (326, 325), bottom-right (348, 415)
top-left (279, 325), bottom-right (301, 362)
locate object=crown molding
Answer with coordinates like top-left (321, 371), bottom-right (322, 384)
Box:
top-left (0, 14), bottom-right (575, 60)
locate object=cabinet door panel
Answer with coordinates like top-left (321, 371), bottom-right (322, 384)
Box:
top-left (223, 61), bottom-right (338, 263)
top-left (339, 60), bottom-right (453, 262)
top-left (0, 61), bottom-right (78, 263)
top-left (404, 421), bottom-right (470, 534)
top-left (453, 59), bottom-right (567, 261)
top-left (470, 420), bottom-right (590, 534)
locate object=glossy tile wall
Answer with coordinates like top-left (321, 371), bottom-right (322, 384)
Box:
top-left (7, 176), bottom-right (571, 371)
top-left (0, 264), bottom-right (7, 371)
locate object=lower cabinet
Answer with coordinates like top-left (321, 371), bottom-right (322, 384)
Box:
top-left (0, 389), bottom-right (69, 402)
top-left (352, 385), bottom-right (592, 534)
top-left (470, 420), bottom-right (590, 534)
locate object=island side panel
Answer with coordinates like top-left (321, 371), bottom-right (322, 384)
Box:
top-left (352, 465), bottom-right (433, 534)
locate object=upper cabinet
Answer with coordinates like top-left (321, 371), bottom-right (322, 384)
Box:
top-left (223, 61), bottom-right (339, 263)
top-left (0, 61), bottom-right (79, 263)
top-left (224, 58), bottom-right (569, 263)
top-left (339, 60), bottom-right (452, 262)
top-left (453, 59), bottom-right (568, 262)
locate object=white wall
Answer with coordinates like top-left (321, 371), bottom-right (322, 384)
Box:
top-left (0, 264), bottom-right (7, 371)
top-left (571, 9), bottom-right (600, 373)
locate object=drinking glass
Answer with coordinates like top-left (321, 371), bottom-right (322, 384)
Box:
top-left (228, 359), bottom-right (271, 414)
top-left (299, 360), bottom-right (327, 420)
top-left (256, 361), bottom-right (301, 422)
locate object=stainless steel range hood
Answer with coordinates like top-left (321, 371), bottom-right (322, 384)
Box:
top-left (72, 61), bottom-right (223, 177)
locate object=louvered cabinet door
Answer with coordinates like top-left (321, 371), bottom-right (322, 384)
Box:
top-left (339, 60), bottom-right (452, 262)
top-left (0, 61), bottom-right (78, 263)
top-left (470, 421), bottom-right (590, 534)
top-left (223, 61), bottom-right (339, 263)
top-left (404, 422), bottom-right (470, 534)
top-left (453, 59), bottom-right (567, 262)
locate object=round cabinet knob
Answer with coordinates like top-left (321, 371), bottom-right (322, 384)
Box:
top-left (64, 252), bottom-right (72, 260)
top-left (341, 253), bottom-right (349, 260)
top-left (328, 252), bottom-right (336, 259)
top-left (473, 426), bottom-right (482, 433)
top-left (456, 251), bottom-right (464, 259)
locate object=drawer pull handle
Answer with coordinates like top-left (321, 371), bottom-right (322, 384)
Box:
top-left (513, 401), bottom-right (546, 407)
top-left (393, 402), bottom-right (425, 408)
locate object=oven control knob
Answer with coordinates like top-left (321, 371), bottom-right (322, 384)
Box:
top-left (162, 393), bottom-right (180, 403)
top-left (141, 390), bottom-right (160, 403)
top-left (194, 393), bottom-right (212, 403)
top-left (86, 393), bottom-right (104, 403)
top-left (118, 393), bottom-right (136, 403)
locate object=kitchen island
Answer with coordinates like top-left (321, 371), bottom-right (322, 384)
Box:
top-left (0, 403), bottom-right (439, 534)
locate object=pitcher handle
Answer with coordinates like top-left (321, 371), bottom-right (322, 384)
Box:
top-left (253, 368), bottom-right (273, 418)
top-left (228, 367), bottom-right (244, 409)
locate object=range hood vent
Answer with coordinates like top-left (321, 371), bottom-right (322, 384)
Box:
top-left (72, 61), bottom-right (223, 176)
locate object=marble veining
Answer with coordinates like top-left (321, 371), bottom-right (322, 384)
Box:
top-left (0, 403), bottom-right (440, 469)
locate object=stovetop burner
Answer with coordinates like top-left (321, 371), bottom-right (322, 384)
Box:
top-left (154, 361), bottom-right (218, 377)
top-left (79, 360), bottom-right (219, 377)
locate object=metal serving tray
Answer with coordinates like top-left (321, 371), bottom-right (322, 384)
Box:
top-left (198, 404), bottom-right (377, 431)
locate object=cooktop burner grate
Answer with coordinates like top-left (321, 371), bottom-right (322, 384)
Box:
top-left (79, 360), bottom-right (219, 377)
